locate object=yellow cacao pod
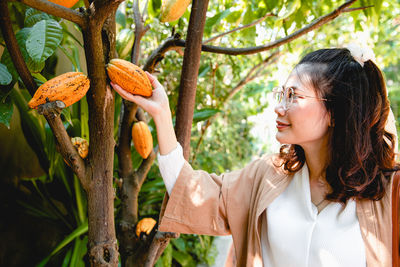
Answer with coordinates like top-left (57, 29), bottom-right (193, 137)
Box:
top-left (28, 72), bottom-right (90, 109)
top-left (71, 137), bottom-right (89, 159)
top-left (136, 218), bottom-right (157, 237)
top-left (48, 0), bottom-right (79, 8)
top-left (106, 59), bottom-right (152, 97)
top-left (160, 0), bottom-right (191, 22)
top-left (132, 121), bottom-right (153, 159)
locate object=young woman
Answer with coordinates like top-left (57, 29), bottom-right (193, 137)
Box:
top-left (111, 47), bottom-right (398, 267)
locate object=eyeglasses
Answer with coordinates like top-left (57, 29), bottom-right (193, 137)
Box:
top-left (272, 86), bottom-right (327, 110)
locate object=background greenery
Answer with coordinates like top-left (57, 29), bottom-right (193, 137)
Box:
top-left (0, 0), bottom-right (399, 266)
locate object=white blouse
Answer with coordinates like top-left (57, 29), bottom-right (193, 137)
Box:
top-left (157, 143), bottom-right (366, 266)
top-left (261, 163), bottom-right (366, 267)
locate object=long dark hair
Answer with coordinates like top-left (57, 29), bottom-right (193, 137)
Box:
top-left (278, 48), bottom-right (398, 203)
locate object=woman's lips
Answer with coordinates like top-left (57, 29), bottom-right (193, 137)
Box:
top-left (276, 120), bottom-right (290, 130)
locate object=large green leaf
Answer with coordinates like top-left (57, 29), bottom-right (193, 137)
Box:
top-left (204, 9), bottom-right (232, 35)
top-left (24, 7), bottom-right (51, 27)
top-left (1, 27), bottom-right (45, 75)
top-left (0, 63), bottom-right (12, 85)
top-left (193, 108), bottom-right (221, 123)
top-left (36, 221), bottom-right (88, 267)
top-left (26, 19), bottom-right (63, 63)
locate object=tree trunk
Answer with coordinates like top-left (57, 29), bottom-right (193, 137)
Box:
top-left (175, 0), bottom-right (210, 160)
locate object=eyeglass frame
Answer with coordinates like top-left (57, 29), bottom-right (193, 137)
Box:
top-left (272, 86), bottom-right (328, 110)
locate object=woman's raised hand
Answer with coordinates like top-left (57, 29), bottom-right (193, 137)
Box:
top-left (110, 71), bottom-right (171, 120)
top-left (111, 71), bottom-right (178, 155)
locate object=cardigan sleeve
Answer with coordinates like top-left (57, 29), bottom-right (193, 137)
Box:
top-left (158, 156), bottom-right (269, 236)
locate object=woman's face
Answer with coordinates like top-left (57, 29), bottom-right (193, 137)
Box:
top-left (274, 65), bottom-right (331, 148)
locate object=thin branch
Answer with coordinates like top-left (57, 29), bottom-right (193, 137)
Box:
top-left (1, 0), bottom-right (88, 187)
top-left (174, 0), bottom-right (358, 55)
top-left (44, 111), bottom-right (88, 188)
top-left (14, 0), bottom-right (86, 28)
top-left (143, 0), bottom-right (359, 74)
top-left (143, 34), bottom-right (183, 73)
top-left (343, 5), bottom-right (373, 12)
top-left (144, 231), bottom-right (180, 267)
top-left (0, 0), bottom-right (37, 95)
top-left (137, 150), bottom-right (156, 186)
top-left (203, 12), bottom-right (276, 44)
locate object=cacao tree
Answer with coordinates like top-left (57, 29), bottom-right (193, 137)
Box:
top-left (0, 0), bottom-right (399, 266)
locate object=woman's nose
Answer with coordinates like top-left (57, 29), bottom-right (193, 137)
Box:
top-left (274, 103), bottom-right (287, 116)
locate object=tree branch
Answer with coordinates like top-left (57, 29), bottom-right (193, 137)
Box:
top-left (14, 0), bottom-right (86, 28)
top-left (174, 0), bottom-right (358, 55)
top-left (0, 0), bottom-right (36, 96)
top-left (44, 111), bottom-right (88, 188)
top-left (143, 0), bottom-right (358, 74)
top-left (143, 34), bottom-right (183, 73)
top-left (203, 12), bottom-right (276, 44)
top-left (0, 0), bottom-right (88, 187)
top-left (144, 231), bottom-right (180, 267)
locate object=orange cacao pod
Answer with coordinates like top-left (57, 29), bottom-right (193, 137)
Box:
top-left (48, 0), bottom-right (79, 8)
top-left (71, 137), bottom-right (89, 159)
top-left (132, 121), bottom-right (153, 159)
top-left (28, 72), bottom-right (90, 109)
top-left (106, 59), bottom-right (152, 97)
top-left (136, 218), bottom-right (157, 237)
top-left (161, 0), bottom-right (191, 22)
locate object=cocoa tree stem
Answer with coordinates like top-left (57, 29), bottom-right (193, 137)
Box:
top-left (175, 0), bottom-right (210, 159)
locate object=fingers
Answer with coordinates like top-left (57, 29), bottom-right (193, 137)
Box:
top-left (145, 71), bottom-right (163, 89)
top-left (110, 82), bottom-right (148, 109)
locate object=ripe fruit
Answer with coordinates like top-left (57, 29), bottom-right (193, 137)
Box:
top-left (71, 137), bottom-right (89, 159)
top-left (106, 59), bottom-right (152, 97)
top-left (136, 218), bottom-right (157, 237)
top-left (28, 72), bottom-right (90, 109)
top-left (48, 0), bottom-right (79, 8)
top-left (132, 121), bottom-right (153, 159)
top-left (160, 0), bottom-right (191, 22)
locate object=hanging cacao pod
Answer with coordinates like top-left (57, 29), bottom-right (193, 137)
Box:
top-left (48, 0), bottom-right (79, 8)
top-left (136, 218), bottom-right (157, 237)
top-left (28, 72), bottom-right (90, 109)
top-left (132, 121), bottom-right (153, 159)
top-left (160, 0), bottom-right (191, 22)
top-left (106, 59), bottom-right (152, 97)
top-left (71, 137), bottom-right (89, 159)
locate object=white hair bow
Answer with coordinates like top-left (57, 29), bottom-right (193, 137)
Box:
top-left (346, 43), bottom-right (375, 67)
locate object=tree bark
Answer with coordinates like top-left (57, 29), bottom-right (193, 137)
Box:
top-left (81, 1), bottom-right (123, 265)
top-left (175, 0), bottom-right (210, 160)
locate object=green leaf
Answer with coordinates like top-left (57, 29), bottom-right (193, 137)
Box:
top-left (198, 64), bottom-right (211, 78)
top-left (24, 7), bottom-right (51, 27)
top-left (193, 108), bottom-right (221, 123)
top-left (0, 93), bottom-right (13, 129)
top-left (171, 238), bottom-right (186, 252)
top-left (0, 63), bottom-right (12, 85)
top-left (205, 9), bottom-right (232, 35)
top-left (36, 221), bottom-right (88, 267)
top-left (26, 19), bottom-right (63, 63)
top-left (172, 250), bottom-right (195, 267)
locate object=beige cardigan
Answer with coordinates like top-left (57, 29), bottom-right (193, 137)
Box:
top-left (158, 154), bottom-right (392, 267)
